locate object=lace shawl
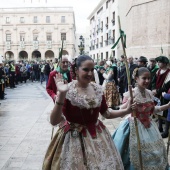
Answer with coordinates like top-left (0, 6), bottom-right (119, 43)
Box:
top-left (123, 87), bottom-right (161, 113)
top-left (66, 80), bottom-right (103, 109)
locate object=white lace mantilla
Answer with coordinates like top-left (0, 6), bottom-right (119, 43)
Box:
top-left (124, 87), bottom-right (153, 103)
top-left (66, 81), bottom-right (103, 109)
top-left (123, 88), bottom-right (161, 114)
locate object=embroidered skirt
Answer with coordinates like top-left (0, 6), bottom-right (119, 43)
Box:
top-left (113, 119), bottom-right (169, 170)
top-left (42, 121), bottom-right (124, 170)
top-left (104, 81), bottom-right (120, 108)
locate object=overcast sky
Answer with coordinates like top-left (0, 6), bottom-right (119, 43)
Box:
top-left (0, 0), bottom-right (99, 33)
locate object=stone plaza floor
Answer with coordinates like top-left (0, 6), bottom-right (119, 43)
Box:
top-left (0, 81), bottom-right (169, 169)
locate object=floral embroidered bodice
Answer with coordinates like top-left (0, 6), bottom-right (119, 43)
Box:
top-left (136, 102), bottom-right (155, 128)
top-left (124, 87), bottom-right (155, 128)
top-left (66, 80), bottom-right (103, 109)
top-left (61, 81), bottom-right (108, 137)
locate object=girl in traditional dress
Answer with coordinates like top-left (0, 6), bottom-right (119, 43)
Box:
top-left (102, 61), bottom-right (120, 109)
top-left (112, 67), bottom-right (170, 170)
top-left (43, 55), bottom-right (135, 170)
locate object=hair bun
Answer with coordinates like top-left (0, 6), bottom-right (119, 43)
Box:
top-left (132, 68), bottom-right (139, 79)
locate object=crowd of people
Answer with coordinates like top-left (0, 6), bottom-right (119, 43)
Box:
top-left (0, 58), bottom-right (58, 100)
top-left (43, 54), bottom-right (170, 170)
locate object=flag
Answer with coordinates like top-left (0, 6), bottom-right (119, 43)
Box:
top-left (111, 29), bottom-right (126, 49)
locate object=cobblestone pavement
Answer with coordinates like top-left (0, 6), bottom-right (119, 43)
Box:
top-left (0, 81), bottom-right (169, 169)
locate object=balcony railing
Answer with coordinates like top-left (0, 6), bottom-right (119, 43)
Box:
top-left (105, 40), bottom-right (108, 46)
top-left (46, 41), bottom-right (52, 49)
top-left (5, 41), bottom-right (11, 50)
top-left (20, 41), bottom-right (25, 49)
top-left (32, 41), bottom-right (39, 50)
top-left (111, 19), bottom-right (115, 26)
top-left (100, 42), bottom-right (103, 48)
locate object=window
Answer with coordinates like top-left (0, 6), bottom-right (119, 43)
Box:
top-left (46, 16), bottom-right (50, 23)
top-left (106, 17), bottom-right (108, 24)
top-left (33, 16), bottom-right (38, 23)
top-left (33, 34), bottom-right (38, 41)
top-left (20, 34), bottom-right (25, 41)
top-left (112, 51), bottom-right (115, 57)
top-left (61, 16), bottom-right (65, 23)
top-left (61, 33), bottom-right (66, 40)
top-left (101, 53), bottom-right (103, 60)
top-left (6, 17), bottom-right (10, 23)
top-left (106, 1), bottom-right (108, 9)
top-left (6, 34), bottom-right (11, 41)
top-left (93, 54), bottom-right (95, 60)
top-left (20, 17), bottom-right (25, 23)
top-left (46, 33), bottom-right (52, 41)
top-left (106, 52), bottom-right (108, 60)
top-left (112, 12), bottom-right (115, 25)
top-left (112, 30), bottom-right (115, 43)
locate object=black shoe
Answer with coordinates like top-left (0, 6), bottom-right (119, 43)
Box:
top-left (159, 128), bottom-right (163, 133)
top-left (0, 97), bottom-right (6, 100)
top-left (161, 132), bottom-right (168, 138)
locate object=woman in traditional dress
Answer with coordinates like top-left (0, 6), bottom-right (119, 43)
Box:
top-left (43, 55), bottom-right (134, 170)
top-left (102, 61), bottom-right (120, 109)
top-left (112, 67), bottom-right (170, 170)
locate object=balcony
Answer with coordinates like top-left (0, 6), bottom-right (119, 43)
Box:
top-left (111, 19), bottom-right (115, 26)
top-left (20, 41), bottom-right (25, 49)
top-left (111, 37), bottom-right (115, 44)
top-left (105, 23), bottom-right (108, 29)
top-left (101, 27), bottom-right (103, 32)
top-left (104, 40), bottom-right (108, 46)
top-left (46, 41), bottom-right (52, 49)
top-left (32, 41), bottom-right (39, 50)
top-left (100, 42), bottom-right (103, 48)
top-left (5, 41), bottom-right (11, 50)
top-left (96, 44), bottom-right (98, 49)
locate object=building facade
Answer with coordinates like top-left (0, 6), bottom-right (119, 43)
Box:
top-left (88, 0), bottom-right (118, 61)
top-left (0, 7), bottom-right (76, 61)
top-left (118, 0), bottom-right (170, 59)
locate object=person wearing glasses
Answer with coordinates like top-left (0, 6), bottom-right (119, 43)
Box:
top-left (46, 55), bottom-right (72, 102)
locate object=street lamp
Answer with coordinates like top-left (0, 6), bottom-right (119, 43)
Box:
top-left (78, 35), bottom-right (84, 55)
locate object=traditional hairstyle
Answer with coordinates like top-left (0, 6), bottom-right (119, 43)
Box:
top-left (76, 55), bottom-right (93, 68)
top-left (71, 55), bottom-right (94, 75)
top-left (132, 67), bottom-right (150, 79)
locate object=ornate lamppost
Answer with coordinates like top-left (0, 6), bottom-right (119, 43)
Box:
top-left (78, 35), bottom-right (84, 55)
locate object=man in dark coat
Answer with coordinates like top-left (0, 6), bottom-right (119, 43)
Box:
top-left (8, 61), bottom-right (16, 88)
top-left (152, 56), bottom-right (170, 138)
top-left (44, 61), bottom-right (51, 85)
top-left (0, 61), bottom-right (5, 99)
top-left (147, 58), bottom-right (159, 90)
top-left (137, 56), bottom-right (148, 67)
top-left (124, 56), bottom-right (138, 90)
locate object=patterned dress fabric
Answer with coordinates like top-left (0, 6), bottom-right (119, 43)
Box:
top-left (43, 80), bottom-right (124, 170)
top-left (103, 69), bottom-right (120, 108)
top-left (113, 88), bottom-right (169, 170)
